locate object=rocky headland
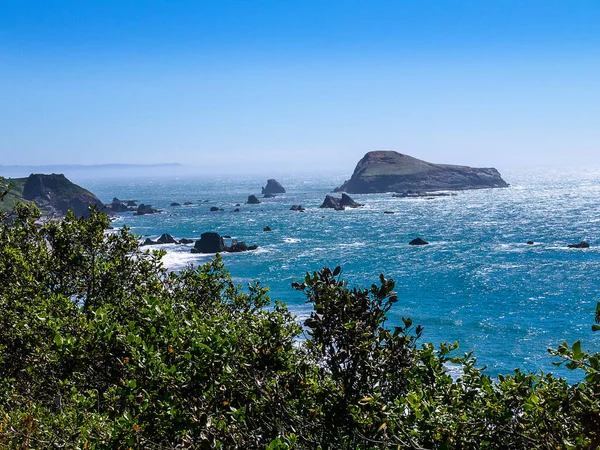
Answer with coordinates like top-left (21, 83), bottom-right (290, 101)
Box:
top-left (334, 151), bottom-right (509, 194)
top-left (1, 173), bottom-right (105, 217)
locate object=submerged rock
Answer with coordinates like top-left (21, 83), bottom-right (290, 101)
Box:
top-left (409, 238), bottom-right (429, 246)
top-left (263, 193), bottom-right (276, 198)
top-left (179, 238), bottom-right (194, 244)
top-left (170, 202), bottom-right (181, 207)
top-left (290, 205), bottom-right (306, 212)
top-left (264, 226), bottom-right (272, 232)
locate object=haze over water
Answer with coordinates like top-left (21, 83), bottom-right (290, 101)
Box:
top-left (83, 165), bottom-right (600, 381)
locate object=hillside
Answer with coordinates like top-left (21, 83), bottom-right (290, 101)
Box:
top-left (0, 173), bottom-right (104, 216)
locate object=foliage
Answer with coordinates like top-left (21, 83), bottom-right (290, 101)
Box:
top-left (1, 206), bottom-right (600, 449)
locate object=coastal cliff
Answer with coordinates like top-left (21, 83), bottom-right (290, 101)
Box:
top-left (334, 151), bottom-right (509, 194)
top-left (1, 173), bottom-right (104, 217)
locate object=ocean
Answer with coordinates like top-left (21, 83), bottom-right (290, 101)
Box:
top-left (82, 166), bottom-right (600, 381)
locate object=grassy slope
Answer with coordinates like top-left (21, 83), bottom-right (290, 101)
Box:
top-left (0, 178), bottom-right (30, 213)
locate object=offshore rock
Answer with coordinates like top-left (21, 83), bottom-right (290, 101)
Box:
top-left (247, 195), bottom-right (261, 204)
top-left (290, 205), bottom-right (306, 212)
top-left (157, 233), bottom-right (177, 244)
top-left (261, 179), bottom-right (286, 194)
top-left (567, 241), bottom-right (590, 249)
top-left (335, 151), bottom-right (509, 194)
top-left (320, 194), bottom-right (363, 210)
top-left (192, 232), bottom-right (226, 253)
top-left (135, 204), bottom-right (160, 216)
top-left (263, 193), bottom-right (276, 198)
top-left (409, 238), bottom-right (429, 246)
top-left (191, 232), bottom-right (258, 253)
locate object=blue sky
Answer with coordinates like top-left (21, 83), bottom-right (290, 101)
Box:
top-left (1, 1), bottom-right (599, 173)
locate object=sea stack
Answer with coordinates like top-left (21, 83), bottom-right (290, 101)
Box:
top-left (334, 151), bottom-right (509, 194)
top-left (261, 179), bottom-right (286, 194)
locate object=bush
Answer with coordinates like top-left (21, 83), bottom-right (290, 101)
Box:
top-left (1, 206), bottom-right (600, 449)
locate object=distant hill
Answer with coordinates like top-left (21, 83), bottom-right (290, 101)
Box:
top-left (334, 151), bottom-right (509, 194)
top-left (0, 163), bottom-right (185, 179)
top-left (0, 173), bottom-right (104, 217)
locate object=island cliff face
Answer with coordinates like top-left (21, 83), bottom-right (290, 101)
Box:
top-left (20, 173), bottom-right (104, 217)
top-left (334, 151), bottom-right (509, 194)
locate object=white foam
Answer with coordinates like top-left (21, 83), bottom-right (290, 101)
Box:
top-left (284, 237), bottom-right (301, 243)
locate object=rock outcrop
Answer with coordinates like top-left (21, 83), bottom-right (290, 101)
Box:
top-left (262, 179), bottom-right (286, 194)
top-left (320, 194), bottom-right (363, 210)
top-left (409, 238), bottom-right (429, 246)
top-left (290, 205), bottom-right (305, 212)
top-left (192, 232), bottom-right (226, 253)
top-left (19, 173), bottom-right (105, 217)
top-left (568, 241), bottom-right (589, 249)
top-left (135, 204), bottom-right (160, 216)
top-left (157, 233), bottom-right (177, 244)
top-left (191, 232), bottom-right (258, 254)
top-left (247, 195), bottom-right (261, 204)
top-left (335, 151), bottom-right (509, 194)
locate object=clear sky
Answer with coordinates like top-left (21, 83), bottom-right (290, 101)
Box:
top-left (1, 1), bottom-right (599, 173)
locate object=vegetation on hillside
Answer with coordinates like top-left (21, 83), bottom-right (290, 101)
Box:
top-left (0, 202), bottom-right (599, 448)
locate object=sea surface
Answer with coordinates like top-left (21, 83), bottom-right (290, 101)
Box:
top-left (83, 167), bottom-right (600, 381)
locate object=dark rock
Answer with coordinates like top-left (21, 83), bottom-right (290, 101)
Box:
top-left (179, 238), bottom-right (194, 244)
top-left (384, 211), bottom-right (395, 214)
top-left (110, 198), bottom-right (129, 213)
top-left (235, 203), bottom-right (241, 206)
top-left (527, 241), bottom-right (534, 245)
top-left (126, 200), bottom-right (138, 207)
top-left (157, 233), bottom-right (177, 244)
top-left (290, 205), bottom-right (306, 212)
top-left (191, 232), bottom-right (258, 253)
top-left (141, 238), bottom-right (157, 246)
top-left (320, 194), bottom-right (363, 210)
top-left (184, 201), bottom-right (193, 205)
top-left (409, 238), bottom-right (429, 246)
top-left (233, 208), bottom-right (240, 212)
top-left (263, 193), bottom-right (276, 198)
top-left (335, 151), bottom-right (509, 194)
top-left (193, 232), bottom-right (226, 253)
top-left (568, 241), bottom-right (590, 249)
top-left (135, 204), bottom-right (160, 216)
top-left (210, 206), bottom-right (220, 212)
top-left (261, 179), bottom-right (286, 194)
top-left (170, 202), bottom-right (181, 207)
top-left (247, 195), bottom-right (261, 204)
top-left (228, 240), bottom-right (248, 252)
top-left (264, 226), bottom-right (272, 232)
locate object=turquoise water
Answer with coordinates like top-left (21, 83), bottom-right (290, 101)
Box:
top-left (83, 166), bottom-right (600, 380)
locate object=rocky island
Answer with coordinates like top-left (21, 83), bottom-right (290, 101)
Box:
top-left (334, 151), bottom-right (509, 194)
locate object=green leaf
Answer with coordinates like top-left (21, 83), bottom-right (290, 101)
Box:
top-left (54, 333), bottom-right (63, 346)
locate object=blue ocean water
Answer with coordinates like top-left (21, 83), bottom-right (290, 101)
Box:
top-left (84, 166), bottom-right (600, 380)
